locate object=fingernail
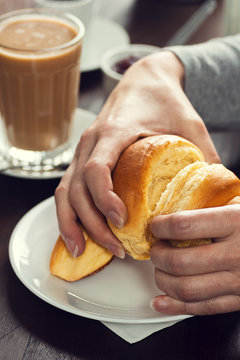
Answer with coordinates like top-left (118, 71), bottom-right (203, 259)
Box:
top-left (106, 244), bottom-right (125, 259)
top-left (150, 297), bottom-right (169, 311)
top-left (107, 210), bottom-right (125, 229)
top-left (66, 238), bottom-right (79, 258)
top-left (150, 298), bottom-right (157, 311)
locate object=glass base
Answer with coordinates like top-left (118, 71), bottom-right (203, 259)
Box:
top-left (3, 142), bottom-right (73, 172)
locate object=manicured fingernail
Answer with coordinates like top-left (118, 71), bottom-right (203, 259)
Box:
top-left (150, 298), bottom-right (157, 311)
top-left (106, 244), bottom-right (125, 259)
top-left (150, 297), bottom-right (169, 311)
top-left (107, 210), bottom-right (125, 229)
top-left (66, 238), bottom-right (79, 258)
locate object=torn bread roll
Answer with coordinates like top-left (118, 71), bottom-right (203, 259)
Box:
top-left (50, 134), bottom-right (240, 281)
top-left (50, 232), bottom-right (113, 282)
top-left (50, 134), bottom-right (204, 281)
top-left (109, 135), bottom-right (240, 259)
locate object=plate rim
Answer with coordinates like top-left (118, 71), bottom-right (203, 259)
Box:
top-left (8, 196), bottom-right (192, 324)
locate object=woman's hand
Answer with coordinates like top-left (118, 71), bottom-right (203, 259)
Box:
top-left (150, 204), bottom-right (240, 315)
top-left (55, 51), bottom-right (219, 258)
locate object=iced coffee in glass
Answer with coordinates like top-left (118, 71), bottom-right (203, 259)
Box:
top-left (0, 8), bottom-right (85, 169)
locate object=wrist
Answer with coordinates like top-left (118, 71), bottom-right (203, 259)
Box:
top-left (149, 50), bottom-right (185, 88)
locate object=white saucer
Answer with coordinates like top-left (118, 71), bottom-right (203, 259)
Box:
top-left (0, 108), bottom-right (96, 180)
top-left (80, 17), bottom-right (130, 72)
top-left (9, 196), bottom-right (191, 324)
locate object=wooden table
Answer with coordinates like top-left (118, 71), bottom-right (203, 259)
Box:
top-left (1, 1), bottom-right (240, 359)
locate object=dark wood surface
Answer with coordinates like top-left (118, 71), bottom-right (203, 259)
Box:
top-left (1, 1), bottom-right (240, 359)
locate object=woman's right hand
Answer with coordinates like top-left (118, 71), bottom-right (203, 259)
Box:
top-left (55, 51), bottom-right (220, 258)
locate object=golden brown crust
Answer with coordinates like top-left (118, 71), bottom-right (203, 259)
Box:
top-left (194, 165), bottom-right (240, 209)
top-left (50, 234), bottom-right (113, 282)
top-left (109, 135), bottom-right (205, 259)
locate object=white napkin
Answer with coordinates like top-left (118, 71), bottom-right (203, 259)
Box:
top-left (101, 319), bottom-right (182, 344)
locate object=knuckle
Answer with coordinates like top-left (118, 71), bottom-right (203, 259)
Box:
top-left (190, 117), bottom-right (207, 134)
top-left (83, 159), bottom-right (102, 179)
top-left (54, 182), bottom-right (66, 198)
top-left (75, 126), bottom-right (96, 156)
top-left (177, 278), bottom-right (197, 302)
top-left (168, 213), bottom-right (190, 238)
top-left (167, 251), bottom-right (185, 275)
top-left (96, 122), bottom-right (109, 137)
top-left (81, 126), bottom-right (94, 142)
top-left (196, 119), bottom-right (206, 132)
top-left (89, 118), bottom-right (113, 139)
top-left (183, 117), bottom-right (209, 141)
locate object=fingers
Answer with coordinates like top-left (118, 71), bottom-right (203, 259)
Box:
top-left (149, 206), bottom-right (240, 315)
top-left (150, 206), bottom-right (238, 241)
top-left (150, 294), bottom-right (240, 315)
top-left (154, 268), bottom-right (240, 302)
top-left (83, 162), bottom-right (126, 228)
top-left (69, 133), bottom-right (130, 258)
top-left (68, 170), bottom-right (125, 258)
top-left (83, 136), bottom-right (130, 226)
top-left (55, 161), bottom-right (85, 257)
top-left (55, 129), bottom-right (98, 257)
top-left (150, 206), bottom-right (240, 275)
top-left (56, 162), bottom-right (125, 258)
top-left (55, 124), bottom-right (128, 258)
top-left (151, 240), bottom-right (233, 276)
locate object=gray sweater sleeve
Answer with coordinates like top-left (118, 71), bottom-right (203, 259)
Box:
top-left (168, 34), bottom-right (240, 131)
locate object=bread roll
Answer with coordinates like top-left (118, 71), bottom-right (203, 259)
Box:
top-left (50, 134), bottom-right (240, 281)
top-left (50, 134), bottom-right (204, 281)
top-left (109, 135), bottom-right (240, 258)
top-left (109, 135), bottom-right (205, 259)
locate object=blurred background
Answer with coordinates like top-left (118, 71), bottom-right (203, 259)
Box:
top-left (0, 0), bottom-right (239, 169)
top-left (1, 1), bottom-right (238, 48)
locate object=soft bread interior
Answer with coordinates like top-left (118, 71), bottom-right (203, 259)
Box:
top-left (152, 161), bottom-right (210, 247)
top-left (154, 161), bottom-right (207, 214)
top-left (109, 135), bottom-right (205, 260)
top-left (147, 145), bottom-right (206, 212)
top-left (152, 161), bottom-right (240, 247)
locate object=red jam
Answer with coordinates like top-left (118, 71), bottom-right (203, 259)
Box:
top-left (112, 55), bottom-right (142, 75)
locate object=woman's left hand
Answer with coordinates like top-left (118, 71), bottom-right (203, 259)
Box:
top-left (149, 204), bottom-right (240, 315)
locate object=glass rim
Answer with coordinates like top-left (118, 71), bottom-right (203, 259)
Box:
top-left (0, 8), bottom-right (85, 53)
top-left (35, 0), bottom-right (94, 7)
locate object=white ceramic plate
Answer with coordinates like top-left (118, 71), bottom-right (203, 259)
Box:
top-left (0, 108), bottom-right (96, 180)
top-left (9, 196), bottom-right (190, 324)
top-left (81, 17), bottom-right (130, 72)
